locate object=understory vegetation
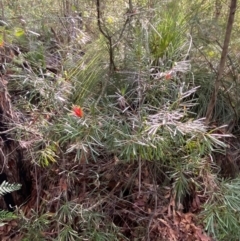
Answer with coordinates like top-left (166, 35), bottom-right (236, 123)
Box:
top-left (0, 0), bottom-right (240, 240)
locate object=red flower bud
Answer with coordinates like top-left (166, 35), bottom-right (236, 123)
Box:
top-left (72, 105), bottom-right (83, 118)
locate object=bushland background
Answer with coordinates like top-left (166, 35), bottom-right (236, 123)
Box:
top-left (0, 0), bottom-right (239, 240)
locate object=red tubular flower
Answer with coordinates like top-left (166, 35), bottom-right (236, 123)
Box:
top-left (72, 105), bottom-right (83, 118)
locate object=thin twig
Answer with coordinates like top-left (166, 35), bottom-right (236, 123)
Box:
top-left (138, 157), bottom-right (142, 197)
top-left (146, 168), bottom-right (158, 241)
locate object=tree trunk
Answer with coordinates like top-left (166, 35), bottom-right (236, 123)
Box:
top-left (205, 0), bottom-right (237, 124)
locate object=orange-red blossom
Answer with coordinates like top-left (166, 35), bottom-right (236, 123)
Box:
top-left (72, 105), bottom-right (84, 118)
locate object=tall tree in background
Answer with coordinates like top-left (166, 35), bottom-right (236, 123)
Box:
top-left (206, 0), bottom-right (237, 124)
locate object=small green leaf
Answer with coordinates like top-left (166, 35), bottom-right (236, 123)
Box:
top-left (71, 5), bottom-right (77, 11)
top-left (14, 28), bottom-right (25, 37)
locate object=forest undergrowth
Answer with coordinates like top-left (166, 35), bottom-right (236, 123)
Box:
top-left (0, 0), bottom-right (240, 240)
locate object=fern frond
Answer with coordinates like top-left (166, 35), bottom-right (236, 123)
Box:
top-left (0, 181), bottom-right (22, 196)
top-left (0, 210), bottom-right (17, 221)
